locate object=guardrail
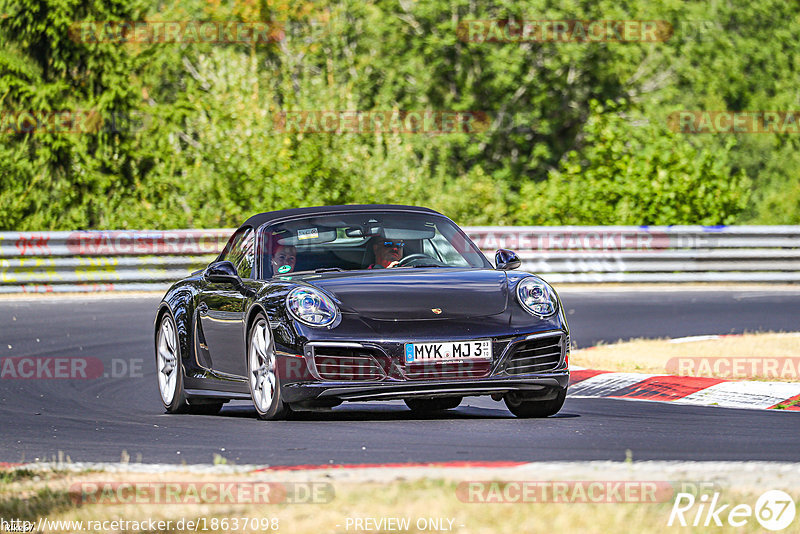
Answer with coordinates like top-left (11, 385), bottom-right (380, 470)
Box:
top-left (466, 226), bottom-right (800, 283)
top-left (1, 226), bottom-right (798, 293)
top-left (0, 230), bottom-right (229, 293)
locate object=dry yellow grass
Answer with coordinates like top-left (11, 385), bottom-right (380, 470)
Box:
top-left (571, 332), bottom-right (800, 381)
top-left (2, 469), bottom-right (797, 534)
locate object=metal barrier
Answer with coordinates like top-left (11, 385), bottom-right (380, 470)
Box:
top-left (1, 226), bottom-right (798, 293)
top-left (466, 226), bottom-right (800, 283)
top-left (0, 230), bottom-right (229, 293)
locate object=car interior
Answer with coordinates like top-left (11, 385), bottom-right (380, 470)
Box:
top-left (264, 219), bottom-right (441, 276)
top-left (291, 238), bottom-right (427, 273)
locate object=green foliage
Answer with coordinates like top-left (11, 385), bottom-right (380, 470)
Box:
top-left (520, 103), bottom-right (751, 225)
top-left (0, 0), bottom-right (152, 229)
top-left (0, 0), bottom-right (798, 229)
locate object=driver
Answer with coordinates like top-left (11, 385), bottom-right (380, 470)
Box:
top-left (369, 237), bottom-right (405, 269)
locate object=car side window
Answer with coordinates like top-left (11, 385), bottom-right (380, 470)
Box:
top-left (220, 227), bottom-right (255, 279)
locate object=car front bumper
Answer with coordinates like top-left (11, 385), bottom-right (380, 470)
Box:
top-left (279, 328), bottom-right (570, 404)
top-left (282, 372), bottom-right (569, 403)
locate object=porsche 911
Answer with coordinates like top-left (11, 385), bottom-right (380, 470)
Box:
top-left (154, 205), bottom-right (570, 419)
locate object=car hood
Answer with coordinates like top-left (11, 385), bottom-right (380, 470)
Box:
top-left (306, 268), bottom-right (509, 320)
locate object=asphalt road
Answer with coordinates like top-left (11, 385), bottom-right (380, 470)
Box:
top-left (1, 290), bottom-right (799, 465)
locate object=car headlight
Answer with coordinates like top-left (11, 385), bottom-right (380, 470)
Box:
top-left (286, 287), bottom-right (339, 327)
top-left (516, 277), bottom-right (558, 318)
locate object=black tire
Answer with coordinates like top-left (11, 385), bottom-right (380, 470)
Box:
top-left (247, 313), bottom-right (290, 421)
top-left (504, 388), bottom-right (567, 418)
top-left (155, 311), bottom-right (190, 414)
top-left (405, 397), bottom-right (462, 412)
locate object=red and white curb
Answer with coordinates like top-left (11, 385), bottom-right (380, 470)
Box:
top-left (569, 370), bottom-right (800, 411)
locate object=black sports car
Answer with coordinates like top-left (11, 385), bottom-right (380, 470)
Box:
top-left (154, 205), bottom-right (570, 419)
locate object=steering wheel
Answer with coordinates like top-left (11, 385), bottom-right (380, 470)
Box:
top-left (395, 253), bottom-right (435, 267)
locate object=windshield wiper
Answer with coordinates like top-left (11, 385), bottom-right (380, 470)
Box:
top-left (314, 267), bottom-right (346, 273)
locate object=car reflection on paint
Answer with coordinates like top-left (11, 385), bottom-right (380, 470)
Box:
top-left (154, 205), bottom-right (569, 420)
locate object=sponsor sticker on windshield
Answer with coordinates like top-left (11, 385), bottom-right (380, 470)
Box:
top-left (297, 228), bottom-right (319, 240)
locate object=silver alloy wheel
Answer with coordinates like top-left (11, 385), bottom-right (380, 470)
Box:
top-left (157, 315), bottom-right (179, 405)
top-left (250, 319), bottom-right (276, 413)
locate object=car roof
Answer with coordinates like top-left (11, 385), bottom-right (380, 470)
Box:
top-left (240, 204), bottom-right (443, 229)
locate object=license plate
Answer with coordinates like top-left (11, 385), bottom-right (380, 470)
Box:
top-left (404, 340), bottom-right (492, 363)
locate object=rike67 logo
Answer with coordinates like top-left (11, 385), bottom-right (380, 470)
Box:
top-left (668, 490), bottom-right (796, 531)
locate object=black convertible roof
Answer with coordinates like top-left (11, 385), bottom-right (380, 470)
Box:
top-left (240, 204), bottom-right (442, 229)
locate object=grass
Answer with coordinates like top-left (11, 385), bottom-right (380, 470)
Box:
top-left (0, 487), bottom-right (75, 521)
top-left (1, 470), bottom-right (797, 533)
top-left (773, 398), bottom-right (800, 410)
top-left (0, 468), bottom-right (37, 484)
top-left (570, 332), bottom-right (800, 381)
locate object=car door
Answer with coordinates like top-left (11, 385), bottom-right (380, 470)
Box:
top-left (197, 227), bottom-right (255, 378)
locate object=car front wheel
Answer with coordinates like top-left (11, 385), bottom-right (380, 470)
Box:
top-left (504, 388), bottom-right (566, 418)
top-left (248, 314), bottom-right (290, 421)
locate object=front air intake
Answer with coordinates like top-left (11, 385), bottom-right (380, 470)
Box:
top-left (505, 334), bottom-right (563, 375)
top-left (311, 346), bottom-right (386, 381)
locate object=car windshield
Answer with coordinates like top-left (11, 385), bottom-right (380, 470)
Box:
top-left (261, 211), bottom-right (491, 277)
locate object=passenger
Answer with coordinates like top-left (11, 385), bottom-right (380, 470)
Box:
top-left (270, 234), bottom-right (297, 274)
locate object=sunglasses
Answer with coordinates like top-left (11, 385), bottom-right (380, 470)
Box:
top-left (382, 240), bottom-right (405, 248)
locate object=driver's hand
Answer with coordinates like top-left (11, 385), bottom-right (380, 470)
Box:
top-left (386, 261), bottom-right (400, 268)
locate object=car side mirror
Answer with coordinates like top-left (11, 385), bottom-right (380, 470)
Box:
top-left (495, 249), bottom-right (521, 270)
top-left (204, 260), bottom-right (242, 285)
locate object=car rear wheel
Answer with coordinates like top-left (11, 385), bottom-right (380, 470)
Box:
top-left (504, 388), bottom-right (566, 418)
top-left (404, 397), bottom-right (462, 412)
top-left (248, 314), bottom-right (290, 421)
top-left (156, 312), bottom-right (190, 413)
